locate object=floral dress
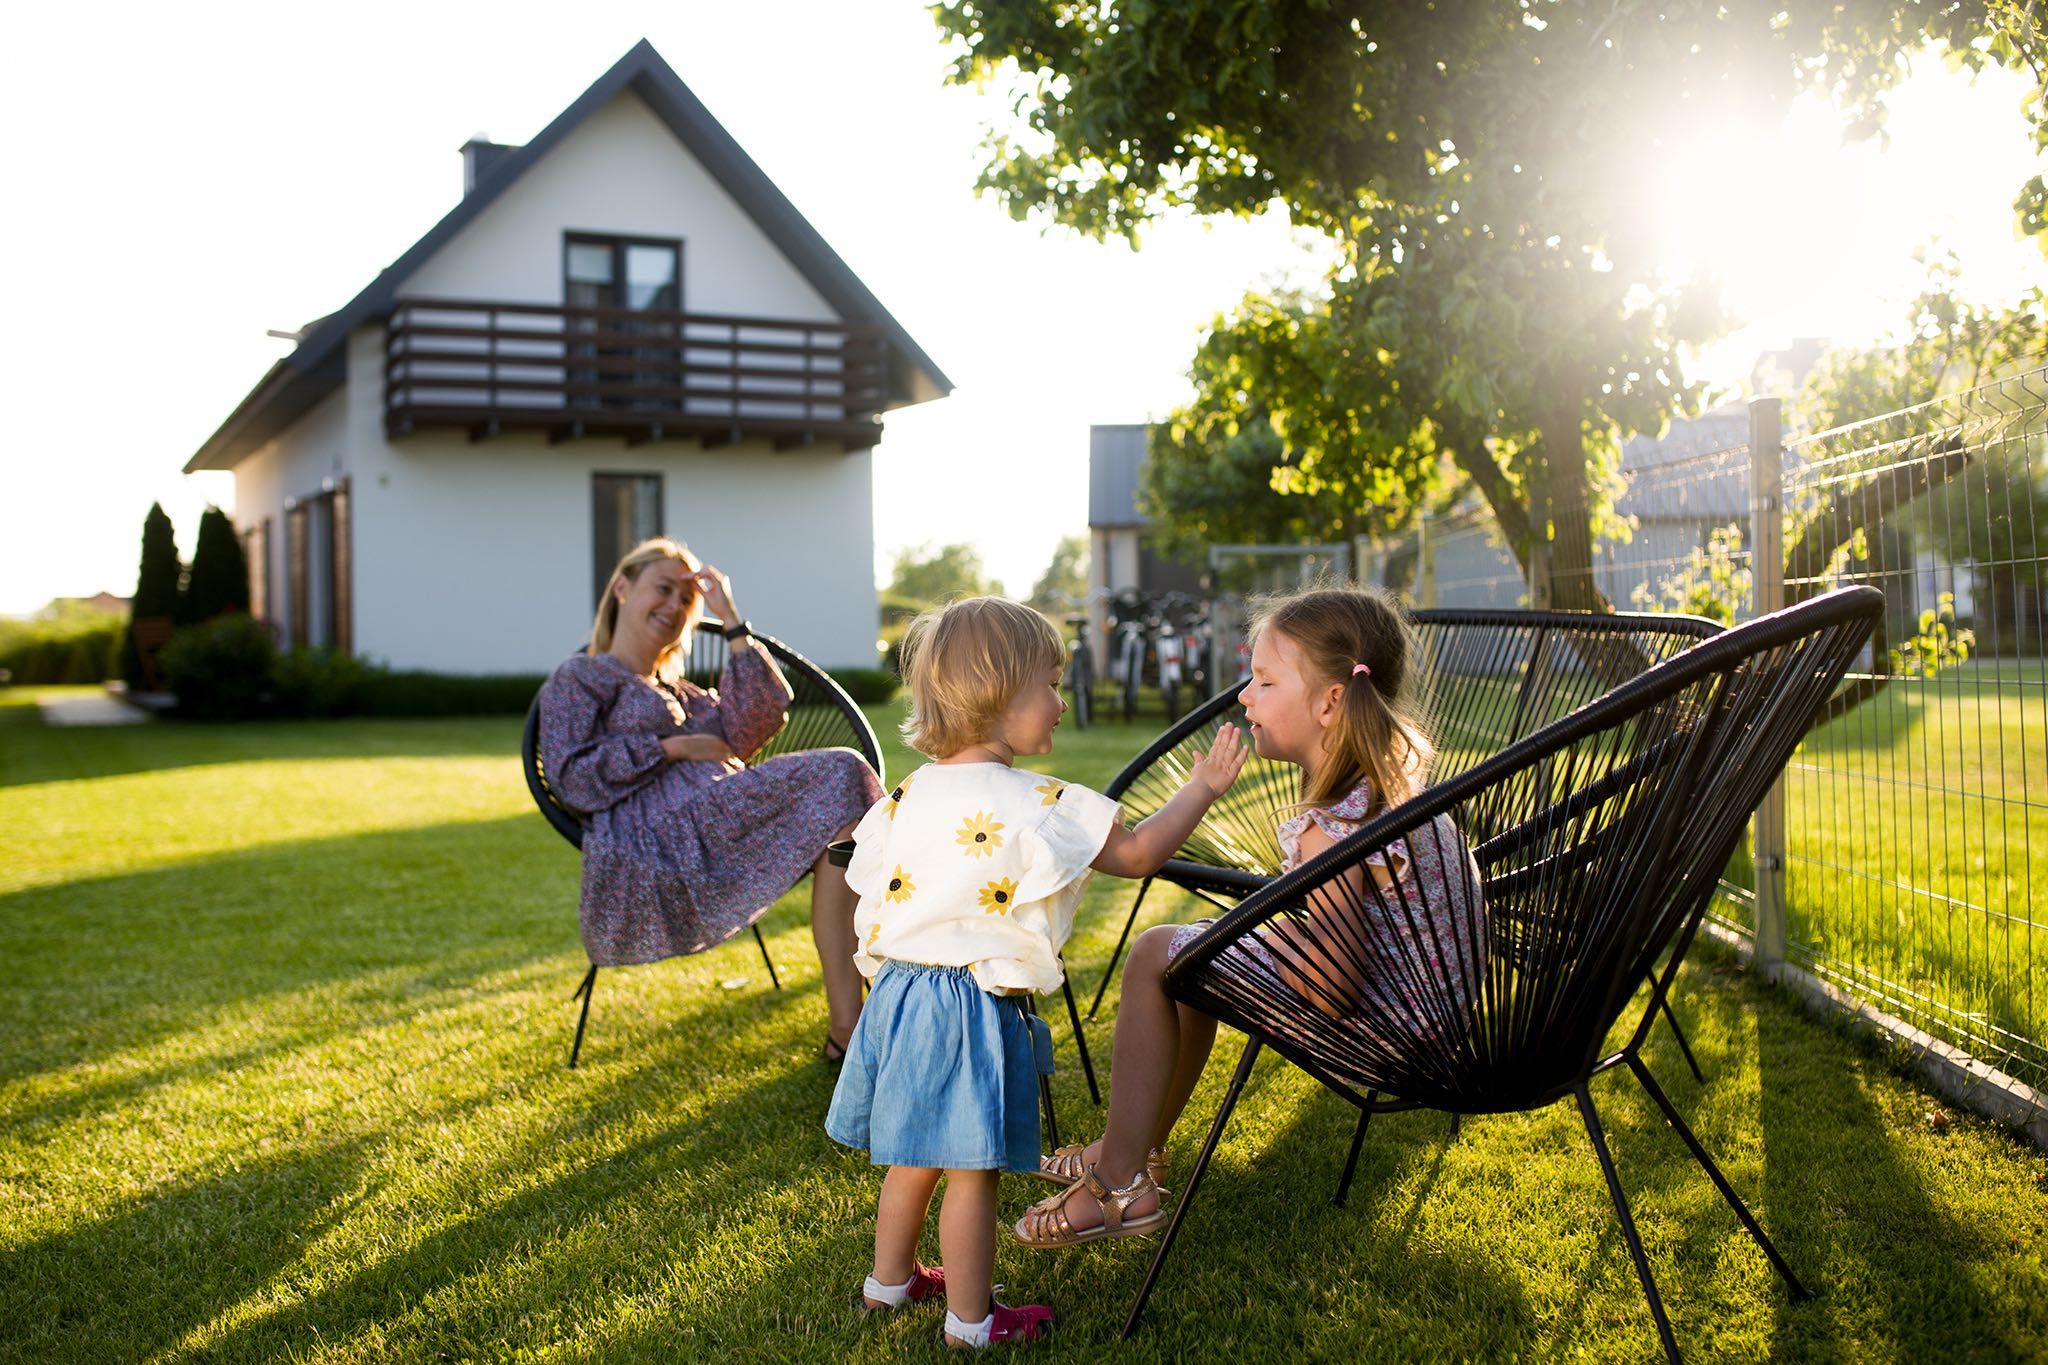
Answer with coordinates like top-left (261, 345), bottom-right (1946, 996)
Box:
top-left (1167, 774), bottom-right (1486, 1031)
top-left (536, 646), bottom-right (882, 966)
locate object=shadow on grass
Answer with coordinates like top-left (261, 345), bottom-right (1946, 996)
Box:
top-left (0, 815), bottom-right (575, 1088)
top-left (0, 1134), bottom-right (375, 1364)
top-left (0, 707), bottom-right (525, 789)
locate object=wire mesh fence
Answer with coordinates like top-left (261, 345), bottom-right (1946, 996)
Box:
top-left (1366, 370), bottom-right (2048, 1119)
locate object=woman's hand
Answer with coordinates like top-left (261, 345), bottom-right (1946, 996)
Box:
top-left (662, 733), bottom-right (743, 772)
top-left (691, 565), bottom-right (741, 628)
top-left (1188, 723), bottom-right (1248, 798)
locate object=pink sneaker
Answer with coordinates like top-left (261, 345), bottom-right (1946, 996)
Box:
top-left (862, 1262), bottom-right (945, 1312)
top-left (944, 1300), bottom-right (1053, 1347)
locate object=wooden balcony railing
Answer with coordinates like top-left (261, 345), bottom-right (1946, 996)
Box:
top-left (383, 297), bottom-right (891, 450)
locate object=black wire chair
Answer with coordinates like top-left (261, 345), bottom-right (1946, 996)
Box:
top-left (522, 628), bottom-right (884, 1068)
top-left (1119, 587), bottom-right (1883, 1358)
top-left (1090, 608), bottom-right (1723, 1078)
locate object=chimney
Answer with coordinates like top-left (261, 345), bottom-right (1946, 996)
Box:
top-left (460, 134), bottom-right (522, 196)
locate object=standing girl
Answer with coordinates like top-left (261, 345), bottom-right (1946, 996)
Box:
top-left (1014, 584), bottom-right (1485, 1246)
top-left (826, 597), bottom-right (1246, 1348)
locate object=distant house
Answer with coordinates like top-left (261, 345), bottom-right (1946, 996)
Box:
top-left (186, 40), bottom-right (950, 673)
top-left (1085, 425), bottom-right (1203, 665)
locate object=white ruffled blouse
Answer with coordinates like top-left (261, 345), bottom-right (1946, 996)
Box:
top-left (846, 762), bottom-right (1122, 995)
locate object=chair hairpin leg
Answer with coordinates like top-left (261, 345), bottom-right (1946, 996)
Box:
top-left (1122, 1039), bottom-right (1262, 1339)
top-left (569, 965), bottom-right (598, 1070)
top-left (1088, 875), bottom-right (1153, 1020)
top-left (1024, 996), bottom-right (1059, 1152)
top-left (1575, 1084), bottom-right (1681, 1365)
top-left (1658, 997), bottom-right (1704, 1083)
top-left (751, 924), bottom-right (781, 990)
top-left (1059, 971), bottom-right (1101, 1104)
top-left (1449, 1112), bottom-right (1462, 1139)
top-left (1626, 1056), bottom-right (1811, 1301)
top-left (1332, 1094), bottom-right (1376, 1207)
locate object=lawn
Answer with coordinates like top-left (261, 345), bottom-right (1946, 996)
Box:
top-left (3, 686), bottom-right (2047, 1361)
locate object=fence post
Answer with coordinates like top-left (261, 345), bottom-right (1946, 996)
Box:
top-left (1749, 397), bottom-right (1788, 976)
top-left (1418, 516), bottom-right (1437, 608)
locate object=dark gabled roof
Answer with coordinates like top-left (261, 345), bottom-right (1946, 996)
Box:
top-left (187, 39), bottom-right (952, 472)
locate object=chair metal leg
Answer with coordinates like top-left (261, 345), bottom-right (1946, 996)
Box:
top-left (1627, 1056), bottom-right (1811, 1301)
top-left (1658, 996), bottom-right (1705, 1083)
top-left (1088, 876), bottom-right (1153, 1020)
top-left (752, 924), bottom-right (782, 990)
top-left (1575, 1084), bottom-right (1681, 1365)
top-left (569, 965), bottom-right (598, 1070)
top-left (1449, 1112), bottom-right (1462, 1139)
top-left (1122, 1039), bottom-right (1262, 1339)
top-left (1331, 1095), bottom-right (1376, 1207)
top-left (1059, 971), bottom-right (1101, 1104)
top-left (1024, 997), bottom-right (1059, 1152)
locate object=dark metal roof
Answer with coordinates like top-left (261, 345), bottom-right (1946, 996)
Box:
top-left (1089, 424), bottom-right (1150, 528)
top-left (187, 38), bottom-right (952, 472)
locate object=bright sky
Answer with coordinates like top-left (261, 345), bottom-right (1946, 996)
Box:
top-left (1, 2), bottom-right (2041, 616)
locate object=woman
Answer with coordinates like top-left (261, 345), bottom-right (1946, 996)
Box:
top-left (536, 537), bottom-right (883, 1059)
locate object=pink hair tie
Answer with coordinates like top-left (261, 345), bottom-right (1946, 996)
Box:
top-left (1351, 662), bottom-right (1371, 678)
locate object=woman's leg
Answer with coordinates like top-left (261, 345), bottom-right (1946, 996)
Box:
top-left (812, 818), bottom-right (862, 1048)
top-left (936, 1169), bottom-right (1000, 1325)
top-left (872, 1165), bottom-right (942, 1291)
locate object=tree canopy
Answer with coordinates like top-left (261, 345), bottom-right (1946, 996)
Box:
top-left (887, 542), bottom-right (1002, 605)
top-left (934, 0), bottom-right (2046, 608)
top-left (1026, 534), bottom-right (1090, 613)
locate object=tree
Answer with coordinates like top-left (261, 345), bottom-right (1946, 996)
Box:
top-left (121, 502), bottom-right (181, 684)
top-left (887, 542), bottom-right (1001, 605)
top-left (1027, 534), bottom-right (1089, 614)
top-left (932, 1), bottom-right (2047, 614)
top-left (178, 506), bottom-right (250, 626)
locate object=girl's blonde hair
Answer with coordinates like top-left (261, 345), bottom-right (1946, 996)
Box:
top-left (899, 596), bottom-right (1065, 758)
top-left (1249, 584), bottom-right (1435, 816)
top-left (589, 537), bottom-right (704, 678)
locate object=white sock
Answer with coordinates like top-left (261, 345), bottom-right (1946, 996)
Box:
top-left (944, 1310), bottom-right (995, 1346)
top-left (863, 1272), bottom-right (915, 1306)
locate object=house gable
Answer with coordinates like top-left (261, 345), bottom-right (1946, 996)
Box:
top-left (187, 38), bottom-right (950, 473)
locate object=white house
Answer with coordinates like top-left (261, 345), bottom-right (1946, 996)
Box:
top-left (186, 40), bottom-right (950, 674)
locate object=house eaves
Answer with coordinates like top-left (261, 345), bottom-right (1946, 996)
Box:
top-left (186, 37), bottom-right (953, 473)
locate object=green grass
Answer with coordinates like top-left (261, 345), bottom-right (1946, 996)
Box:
top-left (4, 687), bottom-right (2047, 1361)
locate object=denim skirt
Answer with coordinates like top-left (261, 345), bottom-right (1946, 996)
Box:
top-left (825, 961), bottom-right (1053, 1172)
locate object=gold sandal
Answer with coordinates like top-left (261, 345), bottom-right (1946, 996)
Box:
top-left (1030, 1142), bottom-right (1169, 1190)
top-left (1012, 1165), bottom-right (1169, 1248)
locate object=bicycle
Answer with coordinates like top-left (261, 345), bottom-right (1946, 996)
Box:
top-left (1063, 612), bottom-right (1093, 729)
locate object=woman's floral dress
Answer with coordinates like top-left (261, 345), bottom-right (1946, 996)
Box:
top-left (537, 646), bottom-right (883, 966)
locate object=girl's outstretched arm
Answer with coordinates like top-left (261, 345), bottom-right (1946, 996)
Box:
top-left (1091, 724), bottom-right (1247, 878)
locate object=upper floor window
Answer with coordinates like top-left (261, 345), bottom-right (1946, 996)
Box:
top-left (564, 234), bottom-right (681, 312)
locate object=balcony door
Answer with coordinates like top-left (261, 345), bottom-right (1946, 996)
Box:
top-left (565, 234), bottom-right (682, 412)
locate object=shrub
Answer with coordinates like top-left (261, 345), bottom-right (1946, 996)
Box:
top-left (828, 666), bottom-right (900, 705)
top-left (178, 507), bottom-right (249, 626)
top-left (270, 647), bottom-right (372, 718)
top-left (159, 614), bottom-right (275, 720)
top-left (0, 614), bottom-right (127, 685)
top-left (355, 671), bottom-right (544, 717)
top-left (124, 503), bottom-right (182, 684)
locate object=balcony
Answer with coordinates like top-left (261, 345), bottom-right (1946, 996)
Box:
top-left (383, 297), bottom-right (891, 450)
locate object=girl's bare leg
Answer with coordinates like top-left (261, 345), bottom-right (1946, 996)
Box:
top-left (812, 818), bottom-right (862, 1047)
top-left (937, 1170), bottom-right (1000, 1323)
top-left (873, 1165), bottom-right (942, 1290)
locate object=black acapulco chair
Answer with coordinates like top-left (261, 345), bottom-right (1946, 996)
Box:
top-left (522, 627), bottom-right (884, 1068)
top-left (1118, 587), bottom-right (1883, 1359)
top-left (1090, 608), bottom-right (1724, 1078)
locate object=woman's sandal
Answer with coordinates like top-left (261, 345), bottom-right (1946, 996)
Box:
top-left (1030, 1142), bottom-right (1168, 1191)
top-left (861, 1262), bottom-right (945, 1312)
top-left (1012, 1165), bottom-right (1169, 1248)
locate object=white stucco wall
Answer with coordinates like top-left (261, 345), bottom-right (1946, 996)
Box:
top-left (346, 332), bottom-right (879, 672)
top-left (232, 389), bottom-right (350, 640)
top-left (399, 90), bottom-right (835, 321)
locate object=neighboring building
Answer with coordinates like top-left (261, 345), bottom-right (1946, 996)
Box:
top-left (1084, 424), bottom-right (1203, 667)
top-left (186, 40), bottom-right (950, 673)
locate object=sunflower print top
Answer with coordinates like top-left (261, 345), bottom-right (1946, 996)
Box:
top-left (845, 762), bottom-right (1122, 995)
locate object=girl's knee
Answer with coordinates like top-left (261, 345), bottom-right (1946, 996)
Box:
top-left (1128, 924), bottom-right (1178, 977)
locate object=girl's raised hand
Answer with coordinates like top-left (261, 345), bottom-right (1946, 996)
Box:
top-left (1190, 722), bottom-right (1248, 798)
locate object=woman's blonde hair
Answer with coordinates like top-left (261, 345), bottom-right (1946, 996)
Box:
top-left (899, 596), bottom-right (1066, 758)
top-left (589, 537), bottom-right (703, 678)
top-left (1249, 584), bottom-right (1435, 816)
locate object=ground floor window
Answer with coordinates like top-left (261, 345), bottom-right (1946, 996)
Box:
top-left (592, 472), bottom-right (662, 600)
top-left (283, 481), bottom-right (352, 652)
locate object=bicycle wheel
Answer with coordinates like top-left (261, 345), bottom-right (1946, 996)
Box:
top-left (1067, 652), bottom-right (1092, 729)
